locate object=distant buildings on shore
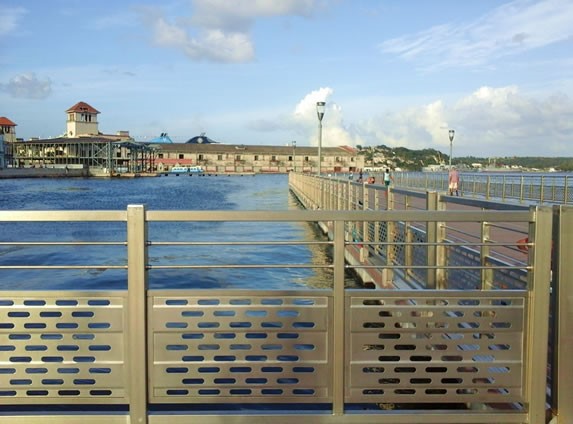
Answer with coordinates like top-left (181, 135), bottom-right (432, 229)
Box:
top-left (1, 102), bottom-right (363, 176)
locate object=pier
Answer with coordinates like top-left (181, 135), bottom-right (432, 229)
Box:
top-left (0, 173), bottom-right (571, 423)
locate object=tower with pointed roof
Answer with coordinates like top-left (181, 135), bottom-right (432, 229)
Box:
top-left (66, 101), bottom-right (99, 137)
top-left (0, 117), bottom-right (17, 143)
top-left (0, 117), bottom-right (16, 169)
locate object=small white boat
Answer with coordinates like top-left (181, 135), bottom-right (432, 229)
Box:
top-left (168, 166), bottom-right (204, 174)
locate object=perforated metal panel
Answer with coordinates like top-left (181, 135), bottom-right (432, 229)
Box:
top-left (346, 291), bottom-right (526, 404)
top-left (0, 291), bottom-right (128, 404)
top-left (149, 290), bottom-right (332, 403)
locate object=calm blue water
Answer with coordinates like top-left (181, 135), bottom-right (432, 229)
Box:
top-left (0, 175), bottom-right (340, 290)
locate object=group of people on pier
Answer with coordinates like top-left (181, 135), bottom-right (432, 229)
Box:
top-left (354, 169), bottom-right (393, 186)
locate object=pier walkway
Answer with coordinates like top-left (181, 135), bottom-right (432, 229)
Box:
top-left (0, 173), bottom-right (570, 423)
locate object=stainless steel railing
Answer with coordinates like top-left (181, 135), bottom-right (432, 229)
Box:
top-left (289, 174), bottom-right (533, 291)
top-left (0, 200), bottom-right (561, 423)
top-left (388, 172), bottom-right (573, 205)
top-left (391, 171), bottom-right (573, 204)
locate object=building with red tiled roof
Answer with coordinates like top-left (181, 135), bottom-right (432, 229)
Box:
top-left (66, 101), bottom-right (100, 138)
top-left (0, 116), bottom-right (17, 143)
top-left (66, 101), bottom-right (100, 114)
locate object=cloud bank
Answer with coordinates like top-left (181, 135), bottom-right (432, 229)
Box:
top-left (0, 73), bottom-right (52, 99)
top-left (250, 85), bottom-right (573, 156)
top-left (138, 0), bottom-right (322, 63)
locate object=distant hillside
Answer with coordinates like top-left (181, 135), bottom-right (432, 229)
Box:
top-left (356, 145), bottom-right (444, 171)
top-left (455, 156), bottom-right (573, 171)
top-left (356, 145), bottom-right (573, 171)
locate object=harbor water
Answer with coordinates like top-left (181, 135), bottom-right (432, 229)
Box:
top-left (0, 174), bottom-right (346, 290)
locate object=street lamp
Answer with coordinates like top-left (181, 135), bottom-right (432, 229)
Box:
top-left (292, 140), bottom-right (296, 172)
top-left (448, 129), bottom-right (455, 170)
top-left (316, 101), bottom-right (325, 175)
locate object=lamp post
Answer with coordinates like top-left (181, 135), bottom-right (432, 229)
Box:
top-left (448, 129), bottom-right (455, 170)
top-left (292, 140), bottom-right (296, 172)
top-left (316, 101), bottom-right (325, 175)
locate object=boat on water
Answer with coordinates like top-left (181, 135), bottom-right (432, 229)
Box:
top-left (168, 165), bottom-right (204, 174)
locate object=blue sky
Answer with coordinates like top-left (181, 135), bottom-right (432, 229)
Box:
top-left (1, 0), bottom-right (572, 157)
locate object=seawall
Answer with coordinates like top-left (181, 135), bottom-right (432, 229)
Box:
top-left (0, 167), bottom-right (88, 178)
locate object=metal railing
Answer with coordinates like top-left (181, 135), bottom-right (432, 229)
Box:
top-left (289, 172), bottom-right (573, 424)
top-left (289, 174), bottom-right (533, 291)
top-left (0, 194), bottom-right (565, 423)
top-left (391, 172), bottom-right (573, 204)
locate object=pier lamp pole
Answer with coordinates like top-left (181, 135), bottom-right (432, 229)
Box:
top-left (292, 141), bottom-right (296, 172)
top-left (316, 101), bottom-right (326, 175)
top-left (448, 129), bottom-right (455, 170)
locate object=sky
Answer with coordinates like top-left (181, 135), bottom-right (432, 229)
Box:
top-left (1, 0), bottom-right (572, 157)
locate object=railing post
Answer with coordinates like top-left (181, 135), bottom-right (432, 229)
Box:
top-left (387, 186), bottom-right (394, 211)
top-left (480, 222), bottom-right (492, 290)
top-left (385, 187), bottom-right (395, 282)
top-left (486, 176), bottom-right (491, 200)
top-left (332, 219), bottom-right (346, 415)
top-left (374, 187), bottom-right (381, 255)
top-left (555, 206), bottom-right (573, 423)
top-left (127, 205), bottom-right (149, 424)
top-left (361, 183), bottom-right (369, 261)
top-left (526, 206), bottom-right (552, 424)
top-left (435, 196), bottom-right (447, 289)
top-left (552, 177), bottom-right (556, 203)
top-left (426, 191), bottom-right (438, 289)
top-left (329, 178), bottom-right (334, 209)
top-left (338, 179), bottom-right (343, 210)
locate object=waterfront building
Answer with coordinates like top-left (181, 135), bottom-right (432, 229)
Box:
top-left (153, 142), bottom-right (362, 174)
top-left (5, 137), bottom-right (155, 176)
top-left (66, 101), bottom-right (100, 137)
top-left (0, 117), bottom-right (17, 170)
top-left (0, 116), bottom-right (17, 143)
top-left (65, 101), bottom-right (132, 141)
top-left (4, 102), bottom-right (364, 175)
top-left (0, 134), bottom-right (5, 169)
top-left (6, 134), bottom-right (361, 176)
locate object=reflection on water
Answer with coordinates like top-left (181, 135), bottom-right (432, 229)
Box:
top-left (0, 175), bottom-right (359, 290)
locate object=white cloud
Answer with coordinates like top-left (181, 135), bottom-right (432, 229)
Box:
top-left (451, 86), bottom-right (573, 154)
top-left (249, 87), bottom-right (365, 147)
top-left (0, 6), bottom-right (26, 37)
top-left (380, 0), bottom-right (573, 70)
top-left (138, 0), bottom-right (322, 63)
top-left (358, 85), bottom-right (573, 156)
top-left (247, 84), bottom-right (572, 156)
top-left (0, 73), bottom-right (52, 99)
top-left (293, 87), bottom-right (332, 118)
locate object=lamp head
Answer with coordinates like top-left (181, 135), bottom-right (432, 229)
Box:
top-left (316, 101), bottom-right (326, 121)
top-left (448, 129), bottom-right (455, 142)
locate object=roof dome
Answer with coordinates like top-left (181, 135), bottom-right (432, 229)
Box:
top-left (186, 133), bottom-right (218, 144)
top-left (149, 133), bottom-right (173, 143)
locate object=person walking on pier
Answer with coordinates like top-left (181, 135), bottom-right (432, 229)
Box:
top-left (383, 169), bottom-right (392, 187)
top-left (448, 167), bottom-right (460, 196)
